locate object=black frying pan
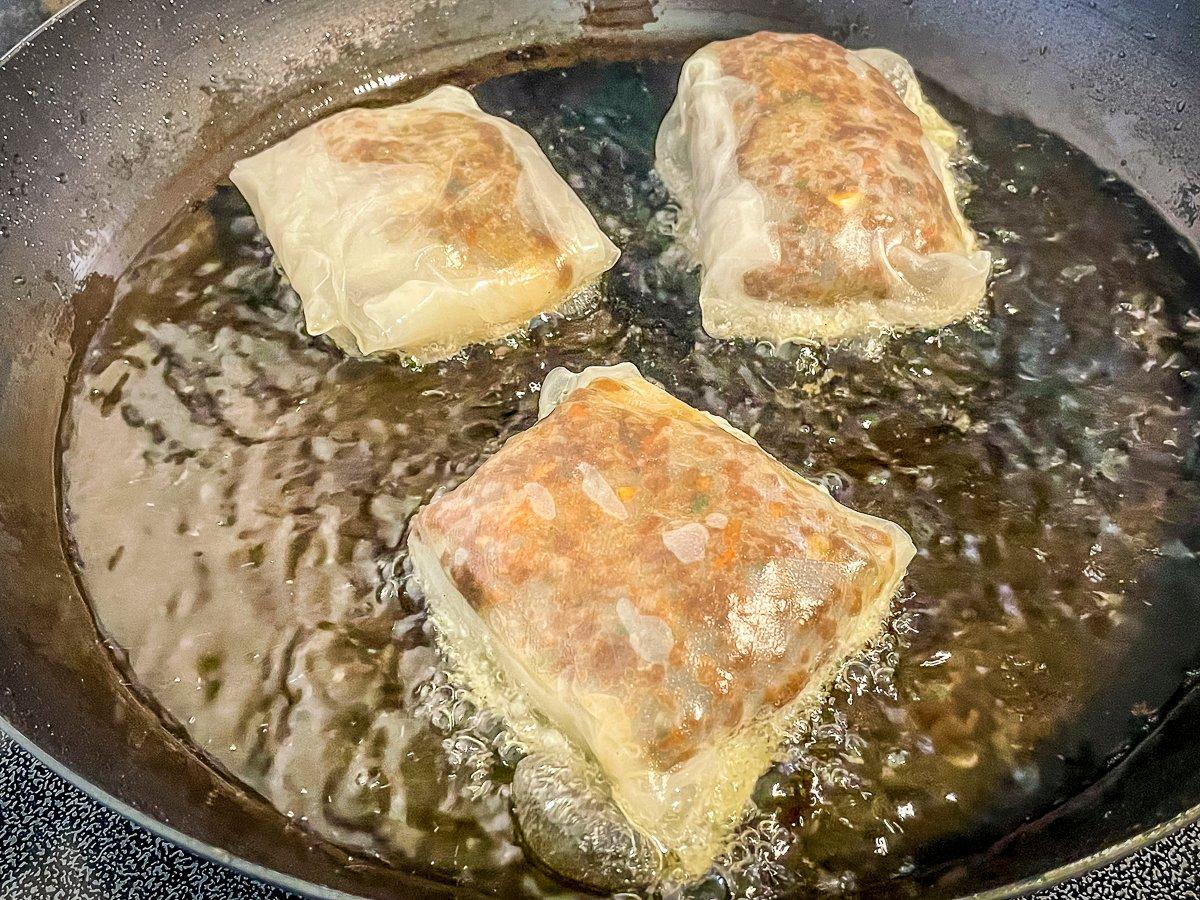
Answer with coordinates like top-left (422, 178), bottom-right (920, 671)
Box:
top-left (1, 1), bottom-right (1198, 897)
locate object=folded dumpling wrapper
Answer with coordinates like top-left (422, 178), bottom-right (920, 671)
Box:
top-left (231, 86), bottom-right (619, 361)
top-left (409, 363), bottom-right (915, 875)
top-left (656, 32), bottom-right (992, 344)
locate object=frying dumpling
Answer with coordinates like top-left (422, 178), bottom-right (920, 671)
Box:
top-left (231, 86), bottom-right (619, 361)
top-left (656, 32), bottom-right (992, 344)
top-left (409, 363), bottom-right (915, 876)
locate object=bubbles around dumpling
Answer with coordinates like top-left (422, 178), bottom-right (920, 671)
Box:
top-left (409, 363), bottom-right (915, 878)
top-left (656, 32), bottom-right (992, 345)
top-left (231, 86), bottom-right (619, 361)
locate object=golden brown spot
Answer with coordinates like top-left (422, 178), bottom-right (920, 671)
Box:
top-left (765, 668), bottom-right (810, 706)
top-left (591, 377), bottom-right (627, 394)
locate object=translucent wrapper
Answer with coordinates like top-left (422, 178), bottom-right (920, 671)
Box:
top-left (656, 32), bottom-right (992, 344)
top-left (231, 86), bottom-right (619, 361)
top-left (409, 363), bottom-right (915, 875)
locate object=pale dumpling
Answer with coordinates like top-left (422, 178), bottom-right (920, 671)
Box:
top-left (408, 363), bottom-right (915, 876)
top-left (231, 86), bottom-right (619, 361)
top-left (656, 32), bottom-right (992, 345)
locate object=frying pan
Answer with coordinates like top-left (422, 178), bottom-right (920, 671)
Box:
top-left (1, 0), bottom-right (1199, 897)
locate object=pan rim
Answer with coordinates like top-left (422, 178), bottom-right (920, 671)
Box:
top-left (2, 3), bottom-right (1200, 898)
top-left (0, 713), bottom-right (359, 900)
top-left (5, 703), bottom-right (1200, 900)
top-left (0, 0), bottom-right (87, 67)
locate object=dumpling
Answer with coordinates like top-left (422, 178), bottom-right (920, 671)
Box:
top-left (408, 363), bottom-right (915, 876)
top-left (231, 86), bottom-right (619, 361)
top-left (656, 32), bottom-right (992, 345)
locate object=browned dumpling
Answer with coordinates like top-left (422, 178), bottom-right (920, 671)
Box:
top-left (409, 363), bottom-right (915, 874)
top-left (657, 32), bottom-right (991, 345)
top-left (231, 86), bottom-right (618, 361)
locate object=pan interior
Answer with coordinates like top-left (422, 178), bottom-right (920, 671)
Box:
top-left (55, 50), bottom-right (1200, 898)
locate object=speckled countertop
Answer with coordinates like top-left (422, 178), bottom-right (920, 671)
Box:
top-left (0, 2), bottom-right (1198, 898)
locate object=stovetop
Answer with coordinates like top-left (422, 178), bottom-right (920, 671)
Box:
top-left (2, 732), bottom-right (1197, 899)
top-left (0, 2), bottom-right (1198, 898)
